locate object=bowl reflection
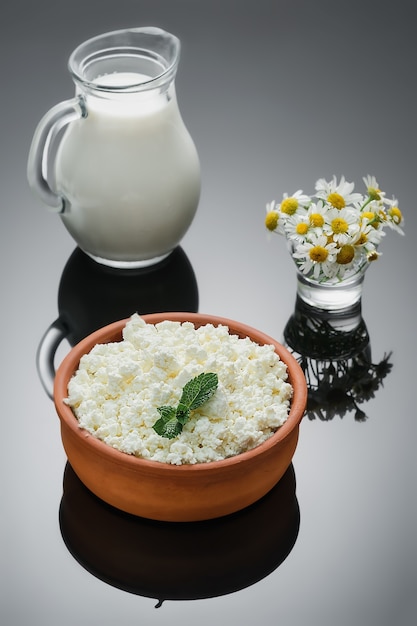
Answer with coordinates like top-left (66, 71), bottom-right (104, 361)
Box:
top-left (59, 462), bottom-right (300, 604)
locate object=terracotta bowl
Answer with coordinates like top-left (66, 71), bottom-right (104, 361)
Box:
top-left (54, 312), bottom-right (307, 522)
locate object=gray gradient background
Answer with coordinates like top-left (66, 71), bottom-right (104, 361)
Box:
top-left (1, 1), bottom-right (416, 625)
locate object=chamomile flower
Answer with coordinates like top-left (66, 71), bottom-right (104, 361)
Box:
top-left (306, 200), bottom-right (330, 231)
top-left (315, 175), bottom-right (363, 209)
top-left (362, 175), bottom-right (387, 203)
top-left (263, 175), bottom-right (404, 283)
top-left (323, 207), bottom-right (360, 245)
top-left (265, 203), bottom-right (279, 231)
top-left (353, 222), bottom-right (385, 253)
top-left (278, 190), bottom-right (310, 216)
top-left (285, 214), bottom-right (311, 242)
top-left (358, 201), bottom-right (388, 235)
top-left (264, 200), bottom-right (285, 235)
top-left (292, 234), bottom-right (338, 280)
top-left (386, 202), bottom-right (405, 235)
top-left (336, 243), bottom-right (357, 265)
top-left (332, 245), bottom-right (359, 280)
top-left (367, 250), bottom-right (382, 263)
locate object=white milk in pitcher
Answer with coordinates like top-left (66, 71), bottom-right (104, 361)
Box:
top-left (55, 72), bottom-right (201, 266)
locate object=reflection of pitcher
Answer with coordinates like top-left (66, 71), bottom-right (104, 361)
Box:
top-left (27, 27), bottom-right (201, 268)
top-left (36, 246), bottom-right (199, 398)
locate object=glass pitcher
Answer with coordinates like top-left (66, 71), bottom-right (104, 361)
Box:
top-left (27, 27), bottom-right (201, 268)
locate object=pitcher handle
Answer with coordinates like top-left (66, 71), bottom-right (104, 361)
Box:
top-left (27, 96), bottom-right (86, 213)
top-left (36, 318), bottom-right (69, 399)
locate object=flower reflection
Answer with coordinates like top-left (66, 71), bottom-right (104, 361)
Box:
top-left (284, 297), bottom-right (393, 421)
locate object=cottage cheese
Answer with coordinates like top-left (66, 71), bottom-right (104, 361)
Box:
top-left (65, 314), bottom-right (293, 465)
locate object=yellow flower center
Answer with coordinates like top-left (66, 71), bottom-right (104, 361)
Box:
top-left (265, 211), bottom-right (279, 231)
top-left (361, 211), bottom-right (379, 229)
top-left (368, 187), bottom-right (381, 201)
top-left (362, 211), bottom-right (375, 221)
top-left (331, 217), bottom-right (349, 234)
top-left (336, 244), bottom-right (355, 265)
top-left (309, 213), bottom-right (324, 228)
top-left (327, 192), bottom-right (346, 209)
top-left (296, 222), bottom-right (309, 235)
top-left (368, 251), bottom-right (379, 262)
top-left (388, 206), bottom-right (403, 224)
top-left (309, 245), bottom-right (329, 263)
top-left (281, 197), bottom-right (299, 215)
top-left (355, 232), bottom-right (368, 246)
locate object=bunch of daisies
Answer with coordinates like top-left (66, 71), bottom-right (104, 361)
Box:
top-left (264, 175), bottom-right (404, 283)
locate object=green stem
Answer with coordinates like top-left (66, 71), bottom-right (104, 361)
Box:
top-left (360, 196), bottom-right (373, 211)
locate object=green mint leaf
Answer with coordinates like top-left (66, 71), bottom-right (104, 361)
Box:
top-left (153, 405), bottom-right (183, 439)
top-left (156, 405), bottom-right (177, 422)
top-left (176, 403), bottom-right (191, 425)
top-left (179, 372), bottom-right (219, 410)
top-left (153, 373), bottom-right (218, 439)
top-left (154, 418), bottom-right (183, 439)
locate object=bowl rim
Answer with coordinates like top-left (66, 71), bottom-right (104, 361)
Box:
top-left (54, 312), bottom-right (307, 473)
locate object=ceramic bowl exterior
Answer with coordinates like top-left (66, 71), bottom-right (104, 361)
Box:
top-left (54, 312), bottom-right (307, 522)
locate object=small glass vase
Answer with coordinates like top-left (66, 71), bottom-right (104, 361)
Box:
top-left (288, 241), bottom-right (370, 311)
top-left (295, 268), bottom-right (367, 311)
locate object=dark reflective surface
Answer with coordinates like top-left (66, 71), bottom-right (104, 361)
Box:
top-left (60, 463), bottom-right (299, 605)
top-left (3, 2), bottom-right (416, 625)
